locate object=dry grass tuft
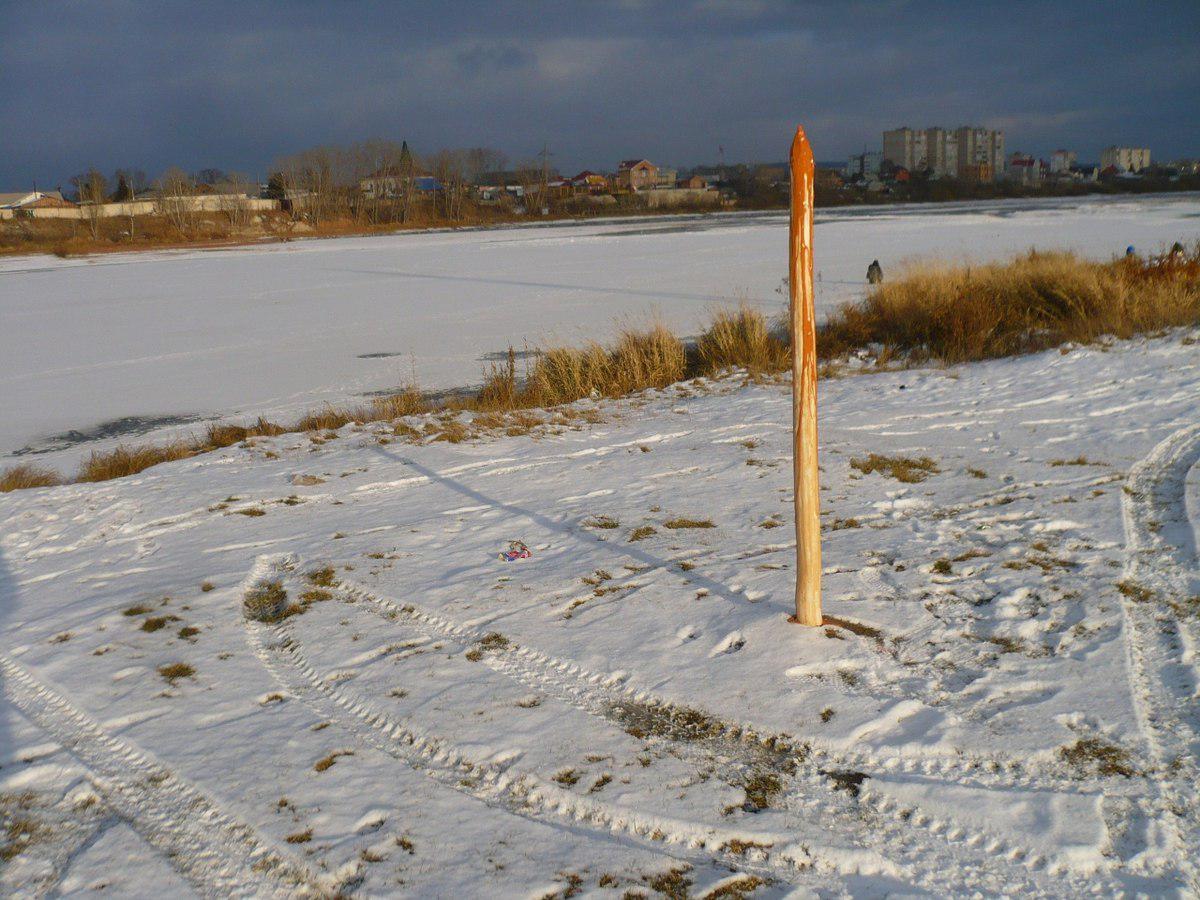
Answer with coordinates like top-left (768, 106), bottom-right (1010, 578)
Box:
top-left (663, 517), bottom-right (715, 529)
top-left (609, 323), bottom-right (687, 394)
top-left (696, 304), bottom-right (788, 375)
top-left (525, 342), bottom-right (613, 407)
top-left (0, 464), bottom-right (62, 492)
top-left (243, 580), bottom-right (293, 623)
top-left (77, 442), bottom-right (194, 482)
top-left (294, 405), bottom-right (357, 432)
top-left (158, 662), bottom-right (195, 683)
top-left (204, 417), bottom-right (286, 449)
top-left (368, 388), bottom-right (427, 421)
top-left (821, 246), bottom-right (1200, 364)
top-left (850, 453), bottom-right (940, 483)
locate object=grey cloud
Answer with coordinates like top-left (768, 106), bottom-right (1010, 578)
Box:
top-left (0, 0), bottom-right (1196, 189)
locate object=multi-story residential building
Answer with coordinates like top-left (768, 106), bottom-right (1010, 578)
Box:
top-left (616, 159), bottom-right (659, 191)
top-left (1100, 146), bottom-right (1151, 173)
top-left (1006, 153), bottom-right (1045, 186)
top-left (843, 151), bottom-right (882, 179)
top-left (882, 127), bottom-right (927, 171)
top-left (923, 128), bottom-right (958, 177)
top-left (886, 125), bottom-right (1003, 180)
top-left (1049, 149), bottom-right (1077, 173)
top-left (954, 126), bottom-right (1005, 180)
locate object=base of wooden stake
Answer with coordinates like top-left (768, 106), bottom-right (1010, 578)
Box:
top-left (787, 614), bottom-right (824, 626)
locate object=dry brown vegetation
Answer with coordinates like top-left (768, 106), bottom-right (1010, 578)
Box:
top-left (77, 442), bottom-right (195, 482)
top-left (850, 453), bottom-right (940, 483)
top-left (696, 305), bottom-right (789, 375)
top-left (821, 246), bottom-right (1200, 364)
top-left (3, 248), bottom-right (1196, 493)
top-left (0, 464), bottom-right (61, 492)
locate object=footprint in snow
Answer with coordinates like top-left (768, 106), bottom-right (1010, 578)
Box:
top-left (709, 631), bottom-right (746, 657)
top-left (857, 565), bottom-right (898, 599)
top-left (675, 624), bottom-right (701, 644)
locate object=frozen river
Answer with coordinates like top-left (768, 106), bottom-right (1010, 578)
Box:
top-left (2, 192), bottom-right (1198, 472)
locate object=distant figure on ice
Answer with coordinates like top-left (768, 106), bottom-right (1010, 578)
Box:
top-left (1170, 241), bottom-right (1186, 257)
top-left (1126, 246), bottom-right (1136, 257)
top-left (867, 260), bottom-right (883, 284)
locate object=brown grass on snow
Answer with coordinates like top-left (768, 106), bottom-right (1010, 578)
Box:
top-left (820, 246), bottom-right (1200, 364)
top-left (696, 304), bottom-right (789, 375)
top-left (77, 442), bottom-right (195, 482)
top-left (4, 247), bottom-right (1196, 491)
top-left (0, 464), bottom-right (62, 492)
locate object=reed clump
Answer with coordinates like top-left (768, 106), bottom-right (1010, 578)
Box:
top-left (820, 246), bottom-right (1200, 364)
top-left (0, 464), bottom-right (62, 492)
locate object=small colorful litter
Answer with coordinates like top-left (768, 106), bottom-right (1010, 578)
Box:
top-left (499, 541), bottom-right (532, 562)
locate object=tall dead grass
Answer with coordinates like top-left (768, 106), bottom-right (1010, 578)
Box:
top-left (4, 246), bottom-right (1196, 491)
top-left (0, 464), bottom-right (62, 492)
top-left (820, 246), bottom-right (1200, 364)
top-left (77, 442), bottom-right (195, 482)
top-left (696, 305), bottom-right (789, 375)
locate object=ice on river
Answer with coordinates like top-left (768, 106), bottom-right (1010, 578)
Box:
top-left (2, 192), bottom-right (1197, 471)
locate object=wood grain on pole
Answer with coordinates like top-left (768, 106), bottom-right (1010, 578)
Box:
top-left (788, 126), bottom-right (822, 626)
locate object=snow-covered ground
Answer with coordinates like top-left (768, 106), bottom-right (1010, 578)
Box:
top-left (2, 193), bottom-right (1198, 473)
top-left (2, 328), bottom-right (1198, 896)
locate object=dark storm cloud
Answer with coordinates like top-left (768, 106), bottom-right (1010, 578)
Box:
top-left (1, 0), bottom-right (1197, 189)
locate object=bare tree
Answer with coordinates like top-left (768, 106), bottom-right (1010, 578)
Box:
top-left (70, 169), bottom-right (108, 239)
top-left (429, 149), bottom-right (470, 222)
top-left (219, 171), bottom-right (255, 229)
top-left (464, 147), bottom-right (507, 184)
top-left (156, 167), bottom-right (198, 235)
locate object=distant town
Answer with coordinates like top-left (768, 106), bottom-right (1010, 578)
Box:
top-left (840, 125), bottom-right (1175, 191)
top-left (2, 130), bottom-right (1197, 254)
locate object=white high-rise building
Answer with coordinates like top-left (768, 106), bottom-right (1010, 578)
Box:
top-left (1100, 146), bottom-right (1151, 173)
top-left (923, 128), bottom-right (959, 177)
top-left (886, 125), bottom-right (1004, 180)
top-left (1050, 149), bottom-right (1077, 173)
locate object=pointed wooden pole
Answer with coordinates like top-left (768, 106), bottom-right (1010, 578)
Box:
top-left (788, 126), bottom-right (822, 626)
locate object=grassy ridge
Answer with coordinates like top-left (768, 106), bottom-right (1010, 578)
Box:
top-left (3, 246), bottom-right (1197, 491)
top-left (821, 246), bottom-right (1199, 364)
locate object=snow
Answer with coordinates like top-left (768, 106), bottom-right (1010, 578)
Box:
top-left (2, 193), bottom-right (1198, 473)
top-left (2, 321), bottom-right (1199, 895)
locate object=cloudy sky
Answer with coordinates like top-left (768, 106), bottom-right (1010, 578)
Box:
top-left (2, 0), bottom-right (1197, 189)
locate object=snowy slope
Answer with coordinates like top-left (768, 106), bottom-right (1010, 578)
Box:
top-left (2, 193), bottom-right (1198, 472)
top-left (2, 329), bottom-right (1198, 896)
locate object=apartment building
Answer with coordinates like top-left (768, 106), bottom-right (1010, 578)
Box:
top-left (884, 125), bottom-right (1003, 180)
top-left (954, 126), bottom-right (1005, 180)
top-left (1050, 149), bottom-right (1077, 173)
top-left (843, 151), bottom-right (882, 179)
top-left (1100, 146), bottom-right (1151, 173)
top-left (882, 127), bottom-right (927, 172)
top-left (923, 128), bottom-right (958, 178)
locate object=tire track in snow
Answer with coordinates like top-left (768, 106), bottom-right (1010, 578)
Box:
top-left (239, 562), bottom-right (844, 891)
top-left (1119, 421), bottom-right (1200, 889)
top-left (330, 573), bottom-right (1114, 893)
top-left (0, 652), bottom-right (329, 899)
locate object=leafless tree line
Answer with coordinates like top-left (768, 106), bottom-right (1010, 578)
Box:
top-left (62, 139), bottom-right (533, 238)
top-left (270, 141), bottom-right (513, 226)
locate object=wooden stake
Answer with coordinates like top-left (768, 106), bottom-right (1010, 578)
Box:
top-left (788, 126), bottom-right (822, 626)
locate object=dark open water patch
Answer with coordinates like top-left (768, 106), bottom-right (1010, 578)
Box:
top-left (357, 352), bottom-right (408, 359)
top-left (478, 348), bottom-right (542, 362)
top-left (10, 413), bottom-right (208, 457)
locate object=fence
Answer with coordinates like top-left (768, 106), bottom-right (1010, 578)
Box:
top-left (0, 196), bottom-right (281, 221)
